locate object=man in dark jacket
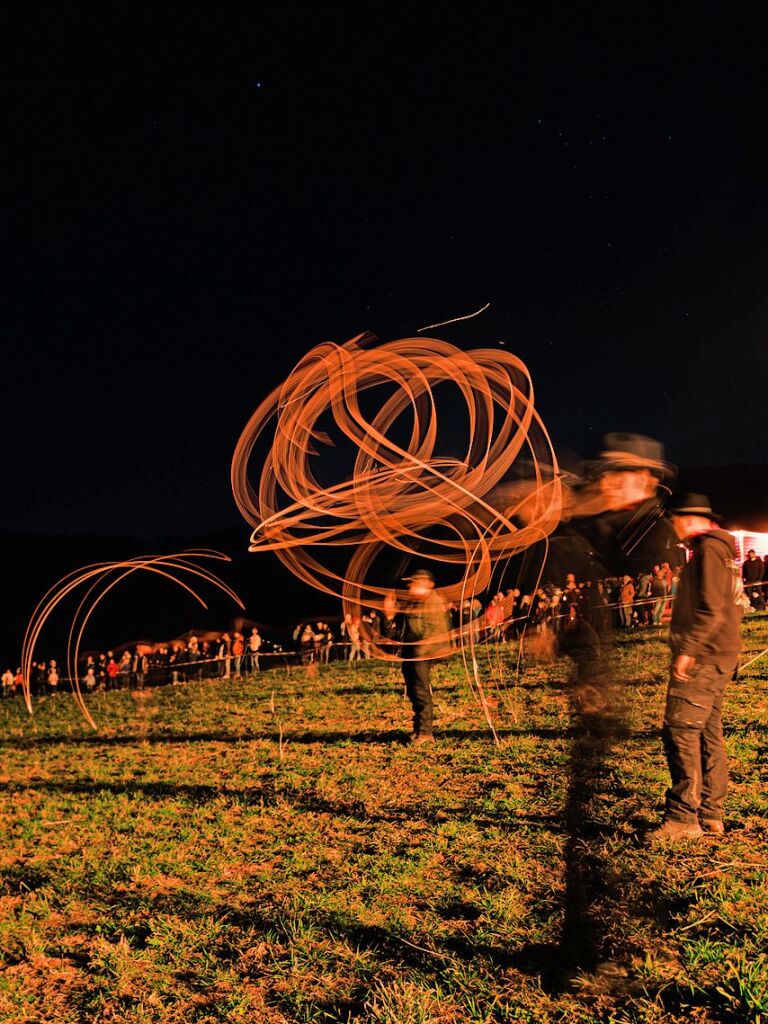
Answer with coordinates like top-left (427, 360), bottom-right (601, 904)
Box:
top-left (742, 549), bottom-right (765, 610)
top-left (647, 494), bottom-right (743, 842)
top-left (398, 568), bottom-right (451, 745)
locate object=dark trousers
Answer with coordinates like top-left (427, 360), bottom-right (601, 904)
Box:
top-left (662, 661), bottom-right (732, 822)
top-left (402, 659), bottom-right (433, 736)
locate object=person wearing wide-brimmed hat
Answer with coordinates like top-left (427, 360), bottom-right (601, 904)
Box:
top-left (545, 433), bottom-right (679, 591)
top-left (398, 568), bottom-right (451, 745)
top-left (646, 494), bottom-right (743, 843)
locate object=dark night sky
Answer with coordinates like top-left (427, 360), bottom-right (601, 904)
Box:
top-left (4, 7), bottom-right (768, 539)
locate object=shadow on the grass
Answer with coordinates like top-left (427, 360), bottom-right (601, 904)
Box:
top-left (512, 664), bottom-right (644, 996)
top-left (0, 776), bottom-right (593, 835)
top-left (0, 724), bottom-right (659, 749)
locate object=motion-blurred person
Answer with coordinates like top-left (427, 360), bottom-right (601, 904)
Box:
top-left (545, 434), bottom-right (678, 625)
top-left (647, 494), bottom-right (743, 842)
top-left (619, 575), bottom-right (635, 628)
top-left (344, 614), bottom-right (362, 662)
top-left (399, 568), bottom-right (450, 745)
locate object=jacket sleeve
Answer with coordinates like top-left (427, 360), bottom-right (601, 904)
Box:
top-left (678, 541), bottom-right (729, 659)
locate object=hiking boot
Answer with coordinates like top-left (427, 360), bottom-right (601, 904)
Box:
top-left (409, 733), bottom-right (435, 746)
top-left (644, 819), bottom-right (703, 845)
top-left (700, 818), bottom-right (726, 835)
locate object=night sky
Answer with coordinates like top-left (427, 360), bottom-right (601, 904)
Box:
top-left (5, 8), bottom-right (768, 540)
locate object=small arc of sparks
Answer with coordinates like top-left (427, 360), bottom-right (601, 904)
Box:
top-left (417, 302), bottom-right (491, 333)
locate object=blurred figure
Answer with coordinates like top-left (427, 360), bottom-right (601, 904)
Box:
top-left (97, 653), bottom-right (108, 691)
top-left (170, 643), bottom-right (184, 684)
top-left (345, 614), bottom-right (362, 662)
top-left (651, 570), bottom-right (667, 626)
top-left (231, 632), bottom-right (244, 679)
top-left (398, 568), bottom-right (451, 745)
top-left (2, 668), bottom-right (15, 697)
top-left (132, 647), bottom-right (148, 690)
top-left (106, 654), bottom-right (119, 689)
top-left (619, 575), bottom-right (635, 628)
top-left (546, 434), bottom-right (678, 610)
top-left (47, 660), bottom-right (60, 693)
top-left (299, 623), bottom-right (317, 666)
top-left (118, 650), bottom-right (132, 688)
top-left (187, 636), bottom-right (202, 680)
top-left (33, 661), bottom-right (47, 696)
top-left (218, 634), bottom-right (232, 679)
top-left (486, 593), bottom-right (505, 642)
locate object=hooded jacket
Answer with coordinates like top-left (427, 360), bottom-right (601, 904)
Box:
top-left (671, 529), bottom-right (742, 666)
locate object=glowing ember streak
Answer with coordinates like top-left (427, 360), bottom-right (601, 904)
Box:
top-left (232, 335), bottom-right (561, 709)
top-left (20, 550), bottom-right (244, 729)
top-left (417, 302), bottom-right (491, 332)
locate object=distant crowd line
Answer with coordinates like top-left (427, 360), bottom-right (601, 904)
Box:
top-left (5, 555), bottom-right (766, 698)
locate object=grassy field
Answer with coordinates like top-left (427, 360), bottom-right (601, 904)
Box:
top-left (1, 620), bottom-right (767, 1024)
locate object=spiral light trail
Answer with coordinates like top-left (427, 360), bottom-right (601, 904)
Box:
top-left (232, 334), bottom-right (562, 722)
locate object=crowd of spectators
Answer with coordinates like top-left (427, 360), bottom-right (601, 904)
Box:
top-left (1, 627), bottom-right (265, 698)
top-left (5, 554), bottom-right (766, 697)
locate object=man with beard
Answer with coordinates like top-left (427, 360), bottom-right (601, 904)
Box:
top-left (551, 433), bottom-right (679, 595)
top-left (647, 494), bottom-right (743, 842)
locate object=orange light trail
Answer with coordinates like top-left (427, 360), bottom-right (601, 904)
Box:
top-left (231, 335), bottom-right (562, 702)
top-left (20, 550), bottom-right (244, 729)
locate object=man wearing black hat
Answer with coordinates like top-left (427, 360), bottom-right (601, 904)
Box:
top-left (399, 568), bottom-right (451, 745)
top-left (540, 433), bottom-right (680, 608)
top-left (648, 494), bottom-right (743, 842)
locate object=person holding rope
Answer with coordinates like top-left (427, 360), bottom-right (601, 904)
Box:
top-left (397, 568), bottom-right (451, 745)
top-left (646, 494), bottom-right (743, 843)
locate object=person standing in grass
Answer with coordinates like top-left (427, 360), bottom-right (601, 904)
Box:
top-left (231, 632), bottom-right (244, 680)
top-left (650, 570), bottom-right (667, 626)
top-left (398, 568), bottom-right (451, 745)
top-left (118, 650), bottom-right (132, 688)
top-left (647, 494), bottom-right (743, 843)
top-left (247, 627), bottom-right (262, 673)
top-left (2, 668), bottom-right (14, 697)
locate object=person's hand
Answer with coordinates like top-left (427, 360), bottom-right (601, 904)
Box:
top-left (672, 654), bottom-right (696, 681)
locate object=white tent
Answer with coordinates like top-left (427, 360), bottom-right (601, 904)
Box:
top-left (730, 530), bottom-right (768, 565)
